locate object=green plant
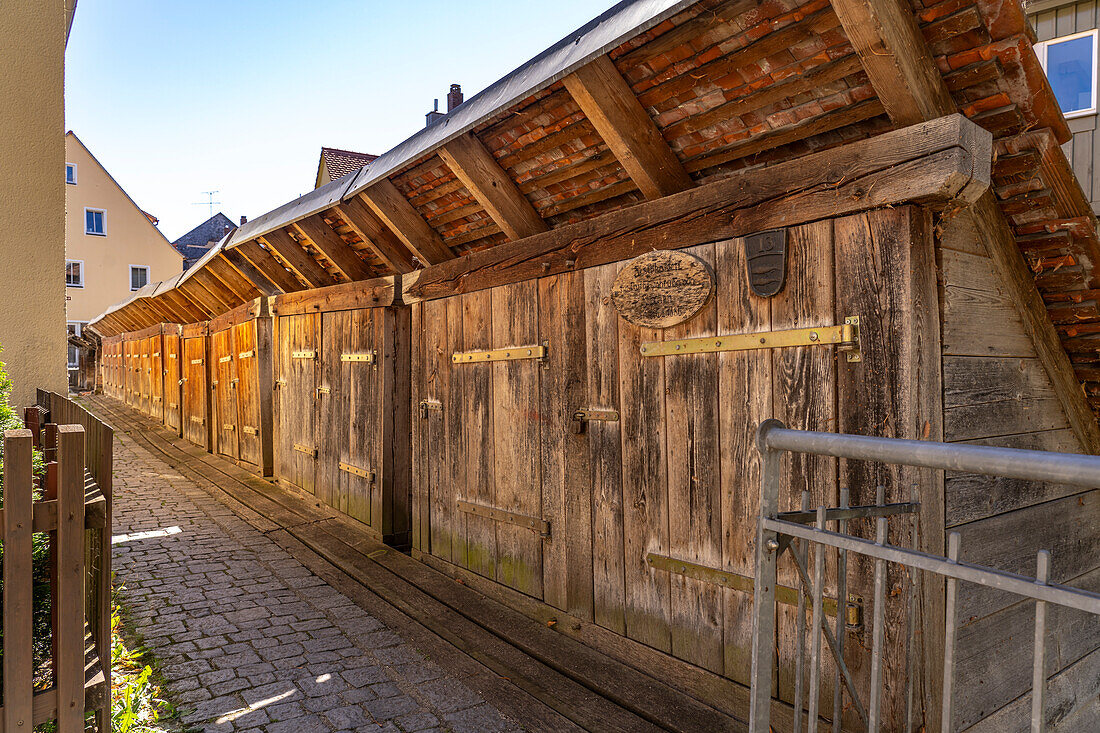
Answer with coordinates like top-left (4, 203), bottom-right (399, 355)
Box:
top-left (110, 586), bottom-right (180, 733)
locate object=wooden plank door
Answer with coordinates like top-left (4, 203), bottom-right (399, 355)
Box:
top-left (274, 314), bottom-right (318, 494)
top-left (164, 335), bottom-right (181, 432)
top-left (150, 336), bottom-right (164, 422)
top-left (233, 321), bottom-right (262, 470)
top-left (212, 329), bottom-right (239, 461)
top-left (182, 337), bottom-right (208, 449)
top-left (124, 341), bottom-right (134, 406)
top-left (140, 337), bottom-right (152, 414)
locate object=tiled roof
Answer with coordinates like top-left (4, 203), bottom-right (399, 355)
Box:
top-left (320, 147), bottom-right (377, 183)
top-left (172, 212), bottom-right (236, 269)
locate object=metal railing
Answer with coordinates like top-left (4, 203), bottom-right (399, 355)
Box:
top-left (748, 419), bottom-right (1100, 733)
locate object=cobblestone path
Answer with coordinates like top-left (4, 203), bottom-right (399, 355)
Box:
top-left (112, 427), bottom-right (524, 732)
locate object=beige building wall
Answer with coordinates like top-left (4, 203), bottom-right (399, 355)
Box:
top-left (65, 132), bottom-right (182, 324)
top-left (0, 0), bottom-right (69, 409)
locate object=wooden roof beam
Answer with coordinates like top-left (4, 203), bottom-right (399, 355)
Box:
top-left (438, 135), bottom-right (549, 240)
top-left (563, 54), bottom-right (692, 200)
top-left (165, 288), bottom-right (209, 322)
top-left (205, 257), bottom-right (257, 303)
top-left (220, 248), bottom-right (283, 297)
top-left (191, 270), bottom-right (238, 312)
top-left (259, 229), bottom-right (333, 288)
top-left (178, 280), bottom-right (222, 317)
top-left (142, 297), bottom-right (176, 324)
top-left (235, 240), bottom-right (305, 293)
top-left (152, 294), bottom-right (191, 324)
top-left (332, 197), bottom-right (415, 274)
top-left (291, 215), bottom-right (374, 281)
top-left (359, 179), bottom-right (455, 265)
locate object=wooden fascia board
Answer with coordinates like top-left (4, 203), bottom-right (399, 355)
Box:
top-left (563, 54), bottom-right (692, 200)
top-left (438, 134), bottom-right (549, 240)
top-left (331, 197), bottom-right (415, 274)
top-left (259, 229), bottom-right (332, 288)
top-left (360, 179), bottom-right (455, 265)
top-left (290, 216), bottom-right (373, 281)
top-left (236, 240), bottom-right (305, 293)
top-left (220, 248), bottom-right (283, 297)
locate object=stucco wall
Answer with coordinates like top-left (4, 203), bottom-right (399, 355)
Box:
top-left (0, 0), bottom-right (68, 410)
top-left (65, 134), bottom-right (183, 324)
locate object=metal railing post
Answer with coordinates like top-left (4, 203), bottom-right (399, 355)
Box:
top-left (749, 419), bottom-right (786, 733)
top-left (1031, 550), bottom-right (1050, 733)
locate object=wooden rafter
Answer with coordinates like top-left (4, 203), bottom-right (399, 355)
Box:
top-left (142, 297), bottom-right (176, 324)
top-left (220, 248), bottom-right (283, 297)
top-left (332, 196), bottom-right (415, 274)
top-left (156, 294), bottom-right (193, 324)
top-left (191, 269), bottom-right (238, 312)
top-left (563, 54), bottom-right (692, 200)
top-left (291, 216), bottom-right (373, 281)
top-left (360, 179), bottom-right (455, 265)
top-left (235, 240), bottom-right (304, 293)
top-left (439, 134), bottom-right (549, 240)
top-left (178, 280), bottom-right (221, 317)
top-left (165, 289), bottom-right (209, 322)
top-left (206, 257), bottom-right (257, 302)
top-left (259, 229), bottom-right (333, 288)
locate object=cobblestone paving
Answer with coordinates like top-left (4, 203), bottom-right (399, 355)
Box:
top-left (112, 429), bottom-right (524, 732)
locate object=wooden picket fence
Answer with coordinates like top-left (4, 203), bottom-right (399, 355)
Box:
top-left (0, 391), bottom-right (113, 732)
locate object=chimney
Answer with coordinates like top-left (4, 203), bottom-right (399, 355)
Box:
top-left (240, 215), bottom-right (248, 226)
top-left (425, 98), bottom-right (445, 127)
top-left (447, 84), bottom-right (463, 112)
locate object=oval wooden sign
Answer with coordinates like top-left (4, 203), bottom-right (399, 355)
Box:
top-left (610, 250), bottom-right (714, 329)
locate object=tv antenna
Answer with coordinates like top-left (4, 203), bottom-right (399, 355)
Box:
top-left (192, 190), bottom-right (221, 218)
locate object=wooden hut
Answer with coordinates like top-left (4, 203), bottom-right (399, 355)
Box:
top-left (87, 0), bottom-right (1100, 728)
top-left (206, 298), bottom-right (274, 476)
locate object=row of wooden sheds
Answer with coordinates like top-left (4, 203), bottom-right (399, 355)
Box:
top-left (90, 0), bottom-right (1100, 727)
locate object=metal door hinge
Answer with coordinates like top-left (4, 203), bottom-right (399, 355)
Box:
top-left (238, 350), bottom-right (255, 359)
top-left (640, 317), bottom-right (861, 362)
top-left (571, 408), bottom-right (619, 434)
top-left (339, 462), bottom-right (375, 481)
top-left (153, 352), bottom-right (161, 357)
top-left (292, 350), bottom-right (316, 359)
top-left (223, 424), bottom-right (236, 431)
top-left (274, 379), bottom-right (287, 388)
top-left (293, 443), bottom-right (317, 458)
top-left (419, 400), bottom-right (442, 418)
top-left (190, 359), bottom-right (204, 365)
top-left (219, 355), bottom-right (232, 363)
top-left (457, 499), bottom-right (550, 539)
top-left (189, 416), bottom-right (205, 425)
top-left (317, 386), bottom-right (330, 395)
top-left (452, 344), bottom-right (547, 364)
top-left (242, 425), bottom-right (257, 436)
top-left (341, 352), bottom-right (376, 363)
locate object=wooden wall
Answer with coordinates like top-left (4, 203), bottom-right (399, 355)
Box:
top-left (164, 328), bottom-right (182, 435)
top-left (938, 210), bottom-right (1100, 731)
top-left (1029, 1), bottom-right (1100, 215)
top-left (409, 206), bottom-right (941, 729)
top-left (182, 325), bottom-right (211, 451)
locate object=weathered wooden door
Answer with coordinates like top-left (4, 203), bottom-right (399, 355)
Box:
top-left (233, 321), bottom-right (262, 470)
top-left (164, 334), bottom-right (181, 432)
top-left (150, 335), bottom-right (164, 422)
top-left (182, 336), bottom-right (208, 449)
top-left (212, 329), bottom-right (239, 461)
top-left (124, 340), bottom-right (135, 406)
top-left (274, 314), bottom-right (318, 494)
top-left (140, 337), bottom-right (153, 414)
top-left (317, 310), bottom-right (379, 524)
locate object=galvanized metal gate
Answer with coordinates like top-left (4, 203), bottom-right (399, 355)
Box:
top-left (748, 421), bottom-right (1100, 732)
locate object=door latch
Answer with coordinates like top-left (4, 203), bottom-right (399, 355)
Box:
top-left (570, 408), bottom-right (619, 434)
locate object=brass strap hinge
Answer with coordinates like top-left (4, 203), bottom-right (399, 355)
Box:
top-left (640, 317), bottom-right (861, 362)
top-left (191, 359), bottom-right (204, 365)
top-left (241, 425), bottom-right (257, 435)
top-left (338, 462), bottom-right (375, 481)
top-left (293, 443), bottom-right (317, 458)
top-left (142, 353), bottom-right (149, 358)
top-left (456, 499), bottom-right (550, 538)
top-left (223, 424), bottom-right (235, 431)
top-left (419, 400), bottom-right (442, 418)
top-left (219, 355), bottom-right (232, 363)
top-left (292, 350), bottom-right (316, 359)
top-left (152, 396), bottom-right (162, 402)
top-left (153, 352), bottom-right (160, 357)
top-left (238, 350), bottom-right (254, 359)
top-left (452, 343), bottom-right (547, 364)
top-left (317, 386), bottom-right (330, 395)
top-left (645, 553), bottom-right (862, 624)
top-left (341, 352), bottom-right (376, 363)
top-left (169, 354), bottom-right (177, 359)
top-left (189, 416), bottom-right (204, 425)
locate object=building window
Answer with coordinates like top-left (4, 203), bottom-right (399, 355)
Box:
top-left (85, 208), bottom-right (106, 236)
top-left (67, 323), bottom-right (81, 369)
top-left (1037, 29), bottom-right (1098, 118)
top-left (65, 163), bottom-right (77, 185)
top-left (130, 265), bottom-right (149, 291)
top-left (65, 259), bottom-right (84, 288)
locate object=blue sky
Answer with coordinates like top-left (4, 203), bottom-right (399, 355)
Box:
top-left (66, 1), bottom-right (619, 241)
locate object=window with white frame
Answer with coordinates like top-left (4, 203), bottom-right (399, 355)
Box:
top-left (130, 265), bottom-right (149, 291)
top-left (1036, 29), bottom-right (1099, 118)
top-left (65, 163), bottom-right (77, 185)
top-left (65, 259), bottom-right (84, 287)
top-left (85, 208), bottom-right (105, 235)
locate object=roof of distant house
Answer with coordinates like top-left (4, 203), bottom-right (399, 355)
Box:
top-left (316, 147), bottom-right (377, 188)
top-left (172, 212), bottom-right (236, 262)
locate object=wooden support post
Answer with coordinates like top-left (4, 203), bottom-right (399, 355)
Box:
top-left (259, 229), bottom-right (333, 288)
top-left (439, 134), bottom-right (549, 240)
top-left (255, 308), bottom-right (276, 477)
top-left (3, 429), bottom-right (34, 733)
top-left (331, 197), bottom-right (416, 273)
top-left (56, 424), bottom-right (86, 733)
top-left (291, 216), bottom-right (374, 281)
top-left (360, 179), bottom-right (456, 265)
top-left (563, 55), bottom-right (693, 199)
